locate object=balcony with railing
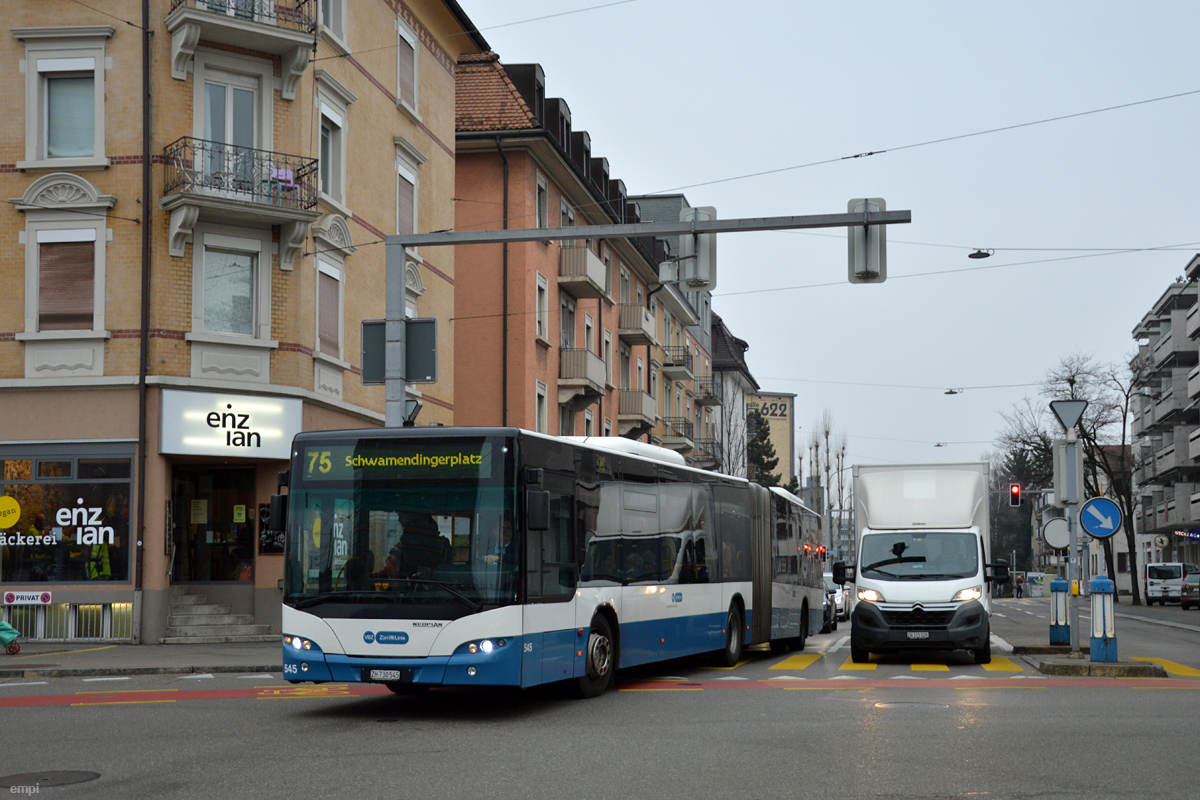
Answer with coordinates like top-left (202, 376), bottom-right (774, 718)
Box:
top-left (1150, 318), bottom-right (1199, 371)
top-left (559, 244), bottom-right (610, 300)
top-left (661, 346), bottom-right (694, 381)
top-left (558, 348), bottom-right (607, 411)
top-left (661, 416), bottom-right (694, 453)
top-left (692, 438), bottom-right (722, 469)
top-left (1189, 304), bottom-right (1200, 340)
top-left (167, 1), bottom-right (316, 98)
top-left (618, 304), bottom-right (656, 346)
top-left (694, 376), bottom-right (721, 406)
top-left (161, 137), bottom-right (320, 267)
top-left (618, 389), bottom-right (657, 437)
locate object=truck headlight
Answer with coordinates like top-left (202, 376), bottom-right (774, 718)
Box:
top-left (952, 586), bottom-right (982, 602)
top-left (858, 588), bottom-right (884, 603)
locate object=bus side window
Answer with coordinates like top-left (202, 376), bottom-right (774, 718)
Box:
top-left (528, 493), bottom-right (577, 602)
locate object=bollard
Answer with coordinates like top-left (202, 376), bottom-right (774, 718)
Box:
top-left (1089, 576), bottom-right (1117, 662)
top-left (1050, 577), bottom-right (1070, 645)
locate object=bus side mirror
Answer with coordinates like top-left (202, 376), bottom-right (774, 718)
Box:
top-left (269, 494), bottom-right (288, 533)
top-left (986, 562), bottom-right (1011, 584)
top-left (832, 561), bottom-right (852, 585)
top-left (526, 490), bottom-right (549, 531)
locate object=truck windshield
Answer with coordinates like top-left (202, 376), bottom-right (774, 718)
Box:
top-left (860, 532), bottom-right (979, 581)
top-left (283, 437), bottom-right (517, 614)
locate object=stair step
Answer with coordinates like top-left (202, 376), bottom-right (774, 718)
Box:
top-left (168, 614), bottom-right (255, 627)
top-left (159, 635), bottom-right (280, 645)
top-left (164, 623), bottom-right (273, 638)
top-left (168, 585), bottom-right (191, 595)
top-left (168, 603), bottom-right (232, 616)
top-left (169, 594), bottom-right (208, 605)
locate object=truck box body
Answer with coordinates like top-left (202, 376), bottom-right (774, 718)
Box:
top-left (846, 462), bottom-right (994, 662)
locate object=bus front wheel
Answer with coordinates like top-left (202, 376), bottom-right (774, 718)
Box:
top-left (574, 615), bottom-right (615, 698)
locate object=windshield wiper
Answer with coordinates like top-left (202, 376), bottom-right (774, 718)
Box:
top-left (292, 591), bottom-right (392, 610)
top-left (381, 578), bottom-right (483, 613)
top-left (864, 556), bottom-right (926, 572)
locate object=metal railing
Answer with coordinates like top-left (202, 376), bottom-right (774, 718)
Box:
top-left (170, 0), bottom-right (316, 33)
top-left (164, 137), bottom-right (319, 211)
top-left (662, 346), bottom-right (694, 373)
top-left (694, 438), bottom-right (722, 463)
top-left (694, 376), bottom-right (721, 403)
top-left (663, 416), bottom-right (694, 441)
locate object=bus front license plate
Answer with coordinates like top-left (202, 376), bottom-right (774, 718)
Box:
top-left (366, 669), bottom-right (411, 683)
top-left (907, 631), bottom-right (930, 640)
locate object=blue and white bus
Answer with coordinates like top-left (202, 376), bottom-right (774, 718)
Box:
top-left (276, 427), bottom-right (825, 697)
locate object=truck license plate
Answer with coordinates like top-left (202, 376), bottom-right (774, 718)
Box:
top-left (907, 631), bottom-right (930, 640)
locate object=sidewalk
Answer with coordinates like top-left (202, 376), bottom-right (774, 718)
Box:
top-left (0, 641), bottom-right (282, 679)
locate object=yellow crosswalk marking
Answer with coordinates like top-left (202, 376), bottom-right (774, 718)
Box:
top-left (839, 657), bottom-right (877, 671)
top-left (982, 657), bottom-right (1023, 672)
top-left (1132, 657), bottom-right (1200, 677)
top-left (911, 663), bottom-right (949, 671)
top-left (769, 654), bottom-right (821, 671)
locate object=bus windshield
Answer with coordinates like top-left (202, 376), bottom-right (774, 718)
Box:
top-left (284, 436), bottom-right (516, 614)
top-left (860, 531), bottom-right (979, 581)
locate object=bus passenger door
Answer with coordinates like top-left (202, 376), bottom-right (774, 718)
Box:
top-left (522, 491), bottom-right (577, 687)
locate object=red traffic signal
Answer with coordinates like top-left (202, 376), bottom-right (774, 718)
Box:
top-left (1009, 483), bottom-right (1022, 507)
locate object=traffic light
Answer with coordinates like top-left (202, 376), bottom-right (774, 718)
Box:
top-left (1009, 483), bottom-right (1022, 507)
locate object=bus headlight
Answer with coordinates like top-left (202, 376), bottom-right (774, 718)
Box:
top-left (952, 586), bottom-right (983, 602)
top-left (857, 588), bottom-right (885, 603)
top-left (480, 640), bottom-right (494, 654)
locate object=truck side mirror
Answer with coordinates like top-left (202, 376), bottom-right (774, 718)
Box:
top-left (832, 561), bottom-right (851, 585)
top-left (986, 562), bottom-right (1011, 585)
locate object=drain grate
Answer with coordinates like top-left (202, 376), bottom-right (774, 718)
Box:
top-left (874, 702), bottom-right (949, 710)
top-left (0, 772), bottom-right (101, 789)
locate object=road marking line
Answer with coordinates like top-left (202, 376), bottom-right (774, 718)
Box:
top-left (0, 682), bottom-right (48, 687)
top-left (715, 676), bottom-right (749, 681)
top-left (889, 676), bottom-right (927, 680)
top-left (838, 658), bottom-right (876, 671)
top-left (178, 674), bottom-right (214, 680)
top-left (700, 655), bottom-right (760, 671)
top-left (237, 674), bottom-right (276, 679)
top-left (982, 657), bottom-right (1023, 672)
top-left (768, 675), bottom-right (805, 680)
top-left (911, 663), bottom-right (949, 671)
top-left (830, 675), bottom-right (863, 680)
top-left (76, 689), bottom-right (179, 695)
top-left (81, 677), bottom-right (130, 683)
top-left (6, 644), bottom-right (118, 661)
top-left (828, 635), bottom-right (850, 652)
top-left (1131, 657), bottom-right (1200, 677)
top-left (71, 700), bottom-right (177, 706)
top-left (769, 654), bottom-right (821, 671)
top-left (991, 634), bottom-right (1014, 652)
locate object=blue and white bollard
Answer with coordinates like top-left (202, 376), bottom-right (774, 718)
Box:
top-left (1050, 577), bottom-right (1070, 645)
top-left (1090, 576), bottom-right (1117, 662)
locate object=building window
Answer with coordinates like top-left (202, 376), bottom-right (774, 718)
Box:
top-left (536, 173), bottom-right (549, 229)
top-left (397, 162), bottom-right (417, 236)
top-left (14, 26), bottom-right (112, 170)
top-left (584, 409), bottom-right (594, 436)
top-left (584, 314), bottom-right (594, 353)
top-left (319, 0), bottom-right (346, 45)
top-left (559, 407), bottom-right (574, 437)
top-left (560, 296), bottom-right (575, 349)
top-left (36, 230), bottom-right (96, 332)
top-left (603, 418), bottom-right (612, 437)
top-left (536, 273), bottom-right (549, 340)
top-left (319, 111), bottom-right (340, 200)
top-left (317, 261), bottom-right (342, 358)
top-left (396, 18), bottom-right (418, 114)
top-left (191, 229), bottom-right (272, 342)
top-left (636, 357), bottom-right (644, 392)
top-left (619, 267), bottom-right (630, 304)
top-left (650, 368), bottom-right (658, 399)
top-left (536, 382), bottom-right (548, 433)
top-left (603, 331), bottom-right (612, 385)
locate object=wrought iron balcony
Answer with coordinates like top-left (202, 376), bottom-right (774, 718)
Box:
top-left (693, 438), bottom-right (722, 467)
top-left (169, 0), bottom-right (316, 33)
top-left (661, 416), bottom-right (694, 453)
top-left (164, 137), bottom-right (318, 211)
top-left (661, 346), bottom-right (694, 381)
top-left (694, 376), bottom-right (721, 406)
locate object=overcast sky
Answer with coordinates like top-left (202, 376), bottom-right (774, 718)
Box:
top-left (466, 1), bottom-right (1199, 475)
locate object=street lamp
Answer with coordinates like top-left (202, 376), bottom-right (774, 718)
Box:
top-left (969, 249), bottom-right (993, 259)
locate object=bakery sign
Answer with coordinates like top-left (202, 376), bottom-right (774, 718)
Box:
top-left (160, 390), bottom-right (303, 460)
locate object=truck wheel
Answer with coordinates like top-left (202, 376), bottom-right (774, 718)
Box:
top-left (972, 636), bottom-right (992, 665)
top-left (574, 615), bottom-right (615, 698)
top-left (715, 605), bottom-right (743, 667)
top-left (850, 637), bottom-right (869, 663)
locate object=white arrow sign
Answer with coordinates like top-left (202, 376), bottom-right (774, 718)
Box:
top-left (1086, 504), bottom-right (1114, 530)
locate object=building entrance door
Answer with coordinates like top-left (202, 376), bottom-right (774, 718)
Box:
top-left (171, 465), bottom-right (256, 582)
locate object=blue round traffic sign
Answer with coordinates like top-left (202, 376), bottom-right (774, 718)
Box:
top-left (1080, 497), bottom-right (1122, 539)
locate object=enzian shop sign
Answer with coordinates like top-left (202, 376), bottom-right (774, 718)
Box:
top-left (159, 390), bottom-right (303, 460)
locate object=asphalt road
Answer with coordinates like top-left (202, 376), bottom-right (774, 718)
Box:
top-left (3, 597), bottom-right (1200, 800)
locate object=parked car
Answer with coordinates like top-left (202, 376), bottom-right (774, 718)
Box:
top-left (820, 590), bottom-right (838, 634)
top-left (1181, 573), bottom-right (1200, 610)
top-left (1146, 562), bottom-right (1198, 605)
top-left (824, 572), bottom-right (849, 621)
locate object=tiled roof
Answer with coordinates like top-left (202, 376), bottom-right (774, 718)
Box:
top-left (711, 313), bottom-right (759, 390)
top-left (456, 52), bottom-right (536, 132)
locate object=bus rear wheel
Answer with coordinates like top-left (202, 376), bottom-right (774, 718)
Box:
top-left (789, 606), bottom-right (808, 651)
top-left (574, 615), bottom-right (615, 698)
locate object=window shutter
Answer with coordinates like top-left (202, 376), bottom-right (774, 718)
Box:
top-left (318, 270), bottom-right (340, 357)
top-left (397, 36), bottom-right (415, 108)
top-left (397, 174), bottom-right (415, 236)
top-left (38, 241), bottom-right (94, 331)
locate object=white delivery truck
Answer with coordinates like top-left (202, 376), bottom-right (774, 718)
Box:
top-left (833, 463), bottom-right (1010, 664)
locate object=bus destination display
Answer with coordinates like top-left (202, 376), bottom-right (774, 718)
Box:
top-left (300, 442), bottom-right (493, 481)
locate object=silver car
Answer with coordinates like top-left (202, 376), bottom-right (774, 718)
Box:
top-left (824, 572), bottom-right (849, 621)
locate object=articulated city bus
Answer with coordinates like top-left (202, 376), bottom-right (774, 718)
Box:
top-left (277, 427), bottom-right (824, 698)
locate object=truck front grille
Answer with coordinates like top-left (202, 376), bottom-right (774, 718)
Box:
top-left (880, 609), bottom-right (955, 628)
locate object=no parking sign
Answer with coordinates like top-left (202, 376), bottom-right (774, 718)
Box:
top-left (3, 591), bottom-right (51, 605)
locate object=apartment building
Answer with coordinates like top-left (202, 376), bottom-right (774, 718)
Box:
top-left (453, 52), bottom-right (683, 446)
top-left (710, 313), bottom-right (758, 478)
top-left (0, 0), bottom-right (486, 643)
top-left (1132, 257), bottom-right (1200, 572)
top-left (747, 391), bottom-right (798, 487)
